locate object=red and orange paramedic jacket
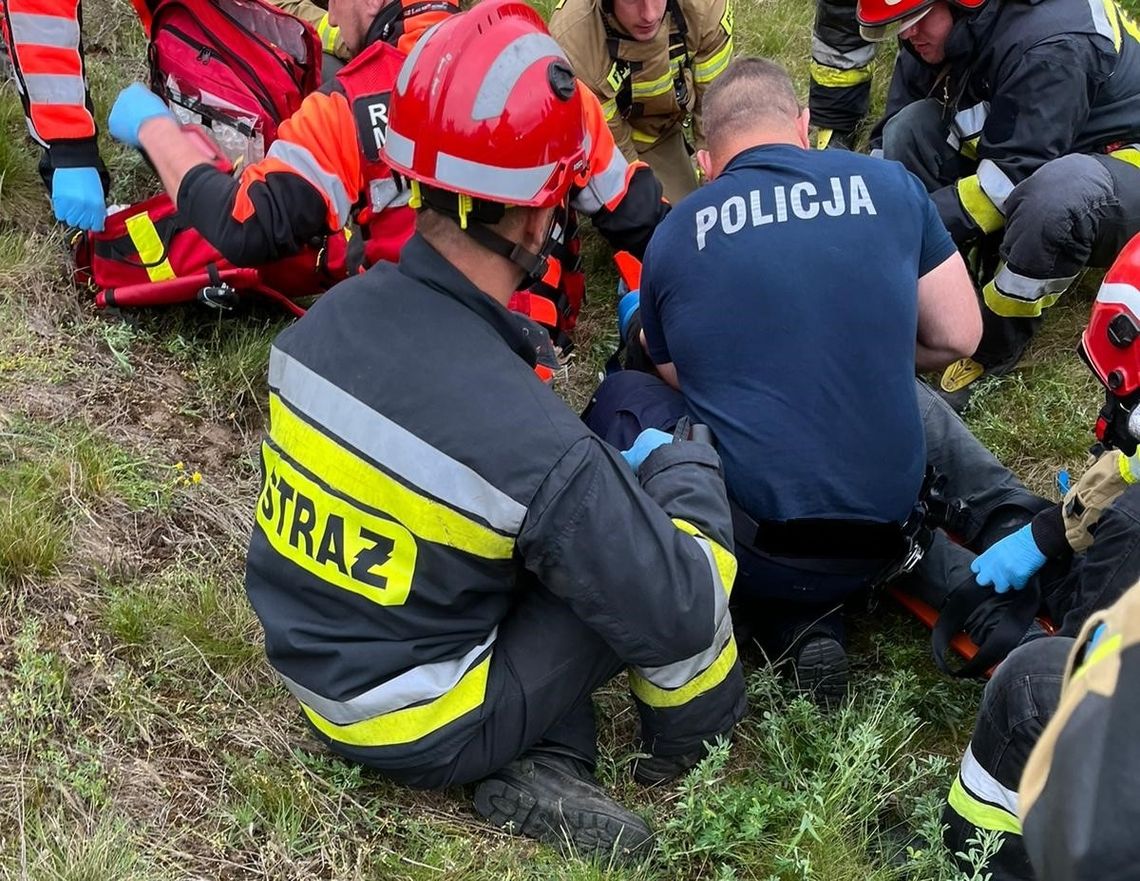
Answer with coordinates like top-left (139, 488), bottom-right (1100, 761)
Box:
top-left (173, 15), bottom-right (668, 294)
top-left (0, 0), bottom-right (102, 178)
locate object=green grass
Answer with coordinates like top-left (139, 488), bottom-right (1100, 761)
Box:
top-left (0, 0), bottom-right (1116, 876)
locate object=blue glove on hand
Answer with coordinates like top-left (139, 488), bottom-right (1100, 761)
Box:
top-left (971, 524), bottom-right (1048, 594)
top-left (621, 427), bottom-right (672, 471)
top-left (109, 83), bottom-right (173, 148)
top-left (51, 166), bottom-right (106, 231)
top-left (617, 288), bottom-right (641, 342)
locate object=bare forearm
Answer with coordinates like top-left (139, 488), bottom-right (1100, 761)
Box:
top-left (137, 116), bottom-right (212, 206)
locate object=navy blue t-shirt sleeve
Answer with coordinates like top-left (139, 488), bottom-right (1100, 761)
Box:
top-left (910, 171), bottom-right (957, 276)
top-left (639, 236), bottom-right (672, 364)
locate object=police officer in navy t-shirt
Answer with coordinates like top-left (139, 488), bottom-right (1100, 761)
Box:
top-left (630, 58), bottom-right (981, 701)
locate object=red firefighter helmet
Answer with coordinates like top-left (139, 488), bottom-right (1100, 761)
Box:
top-left (1081, 234), bottom-right (1140, 453)
top-left (381, 0), bottom-right (588, 209)
top-left (857, 0), bottom-right (987, 42)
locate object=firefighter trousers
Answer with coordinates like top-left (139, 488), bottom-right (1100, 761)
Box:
top-left (637, 129), bottom-right (698, 204)
top-left (883, 98), bottom-right (1140, 366)
top-left (810, 0), bottom-right (876, 138)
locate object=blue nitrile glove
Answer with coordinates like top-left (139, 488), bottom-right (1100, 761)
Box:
top-left (109, 83), bottom-right (174, 148)
top-left (621, 427), bottom-right (672, 470)
top-left (971, 524), bottom-right (1048, 594)
top-left (51, 166), bottom-right (106, 231)
top-left (617, 288), bottom-right (641, 343)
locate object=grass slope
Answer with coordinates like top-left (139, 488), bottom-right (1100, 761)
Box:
top-left (0, 0), bottom-right (1127, 877)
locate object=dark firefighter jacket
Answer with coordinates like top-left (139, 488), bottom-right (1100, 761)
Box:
top-left (244, 235), bottom-right (743, 767)
top-left (872, 0), bottom-right (1140, 243)
top-left (1019, 578), bottom-right (1140, 881)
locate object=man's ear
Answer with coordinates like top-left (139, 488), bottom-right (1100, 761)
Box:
top-left (520, 205), bottom-right (558, 251)
top-left (797, 108), bottom-right (811, 149)
top-left (696, 149), bottom-right (714, 181)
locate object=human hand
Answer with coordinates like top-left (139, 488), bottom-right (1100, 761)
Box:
top-left (971, 524), bottom-right (1047, 594)
top-left (109, 83), bottom-right (173, 148)
top-left (620, 428), bottom-right (672, 471)
top-left (50, 166), bottom-right (106, 231)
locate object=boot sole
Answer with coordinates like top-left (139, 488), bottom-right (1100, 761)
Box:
top-left (796, 638), bottom-right (850, 709)
top-left (473, 777), bottom-right (651, 861)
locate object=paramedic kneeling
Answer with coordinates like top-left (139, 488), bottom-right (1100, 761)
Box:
top-left (628, 58), bottom-right (980, 701)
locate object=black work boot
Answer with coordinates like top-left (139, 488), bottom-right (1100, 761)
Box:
top-left (793, 635), bottom-right (850, 709)
top-left (473, 750), bottom-right (652, 863)
top-left (631, 749), bottom-right (706, 787)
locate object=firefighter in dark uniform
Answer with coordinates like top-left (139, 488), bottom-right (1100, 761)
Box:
top-left (550, 0), bottom-right (734, 202)
top-left (242, 0), bottom-right (745, 862)
top-left (941, 238), bottom-right (1140, 879)
top-left (859, 0), bottom-right (1140, 411)
top-left (810, 0), bottom-right (877, 150)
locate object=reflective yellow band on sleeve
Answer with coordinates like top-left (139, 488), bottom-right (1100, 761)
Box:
top-left (1120, 452), bottom-right (1139, 485)
top-left (629, 635), bottom-right (738, 708)
top-left (124, 212), bottom-right (175, 282)
top-left (957, 174), bottom-right (1005, 234)
top-left (694, 38), bottom-right (734, 85)
top-left (983, 280), bottom-right (1061, 318)
top-left (670, 518), bottom-right (737, 594)
top-left (631, 128), bottom-right (660, 144)
top-left (947, 776), bottom-right (1023, 835)
top-left (960, 135), bottom-right (980, 161)
top-left (601, 98), bottom-right (619, 121)
top-left (808, 60), bottom-right (872, 89)
top-left (1110, 146), bottom-right (1140, 168)
top-left (300, 654), bottom-right (491, 747)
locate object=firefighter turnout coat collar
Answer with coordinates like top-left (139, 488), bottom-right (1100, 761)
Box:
top-left (550, 0), bottom-right (733, 160)
top-left (244, 235), bottom-right (745, 769)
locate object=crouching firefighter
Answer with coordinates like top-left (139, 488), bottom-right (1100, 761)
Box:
top-left (242, 0), bottom-right (745, 862)
top-left (938, 232), bottom-right (1140, 880)
top-left (107, 0), bottom-right (667, 349)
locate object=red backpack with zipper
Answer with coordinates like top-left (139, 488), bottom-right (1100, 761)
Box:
top-left (75, 0), bottom-right (332, 314)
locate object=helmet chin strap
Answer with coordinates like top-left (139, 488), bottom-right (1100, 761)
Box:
top-left (462, 201), bottom-right (569, 283)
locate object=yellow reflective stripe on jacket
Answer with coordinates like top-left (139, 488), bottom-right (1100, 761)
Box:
top-left (628, 516), bottom-right (738, 708)
top-left (631, 127), bottom-right (660, 144)
top-left (670, 517), bottom-right (737, 595)
top-left (268, 393), bottom-right (515, 560)
top-left (258, 442), bottom-right (419, 606)
top-left (808, 60), bottom-right (872, 89)
top-left (694, 37), bottom-right (734, 85)
top-left (601, 98), bottom-right (619, 121)
top-left (1071, 632), bottom-right (1123, 684)
top-left (1110, 146), bottom-right (1140, 168)
top-left (630, 635), bottom-right (738, 708)
top-left (316, 12), bottom-right (339, 53)
top-left (632, 66), bottom-right (678, 99)
top-left (1120, 452), bottom-right (1140, 484)
top-left (948, 776), bottom-right (1022, 835)
top-left (983, 280), bottom-right (1062, 318)
top-left (124, 212), bottom-right (175, 282)
top-left (956, 175), bottom-right (1005, 234)
top-left (300, 654), bottom-right (491, 747)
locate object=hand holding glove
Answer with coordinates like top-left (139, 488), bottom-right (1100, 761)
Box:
top-left (51, 166), bottom-right (106, 231)
top-left (971, 524), bottom-right (1048, 594)
top-left (621, 427), bottom-right (672, 471)
top-left (109, 83), bottom-right (173, 148)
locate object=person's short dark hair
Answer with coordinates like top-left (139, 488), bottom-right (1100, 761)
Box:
top-left (703, 57), bottom-right (802, 151)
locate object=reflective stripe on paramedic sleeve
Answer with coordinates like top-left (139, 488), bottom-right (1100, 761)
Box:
top-left (947, 743), bottom-right (1023, 835)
